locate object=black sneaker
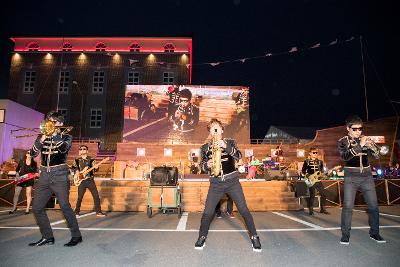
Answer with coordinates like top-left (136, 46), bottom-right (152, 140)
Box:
top-left (215, 212), bottom-right (222, 219)
top-left (340, 235), bottom-right (349, 245)
top-left (370, 234), bottom-right (386, 243)
top-left (194, 236), bottom-right (206, 250)
top-left (320, 210), bottom-right (330, 215)
top-left (251, 235), bottom-right (262, 252)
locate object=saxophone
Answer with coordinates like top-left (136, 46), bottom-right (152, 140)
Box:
top-left (211, 131), bottom-right (222, 177)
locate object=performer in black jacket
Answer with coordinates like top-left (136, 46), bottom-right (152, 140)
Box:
top-left (72, 145), bottom-right (106, 217)
top-left (28, 111), bottom-right (82, 247)
top-left (338, 115), bottom-right (386, 245)
top-left (194, 119), bottom-right (261, 252)
top-left (301, 147), bottom-right (329, 215)
top-left (9, 151), bottom-right (38, 215)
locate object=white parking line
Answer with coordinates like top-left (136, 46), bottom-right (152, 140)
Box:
top-left (1, 225), bottom-right (400, 232)
top-left (176, 212), bottom-right (189, 230)
top-left (352, 209), bottom-right (400, 218)
top-left (272, 212), bottom-right (323, 229)
top-left (50, 212), bottom-right (96, 226)
top-left (0, 209), bottom-right (15, 213)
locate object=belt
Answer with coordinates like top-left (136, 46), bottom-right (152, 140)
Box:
top-left (344, 165), bottom-right (371, 174)
top-left (212, 171), bottom-right (240, 181)
top-left (40, 163), bottom-right (68, 172)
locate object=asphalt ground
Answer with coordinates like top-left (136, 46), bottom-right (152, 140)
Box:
top-left (1, 206), bottom-right (399, 267)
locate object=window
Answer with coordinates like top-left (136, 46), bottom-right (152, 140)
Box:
top-left (95, 42), bottom-right (107, 51)
top-left (59, 71), bottom-right (70, 94)
top-left (92, 71), bottom-right (105, 94)
top-left (58, 109), bottom-right (68, 124)
top-left (129, 43), bottom-right (141, 52)
top-left (163, 72), bottom-right (174, 85)
top-left (164, 43), bottom-right (175, 53)
top-left (23, 71), bottom-right (36, 94)
top-left (62, 43), bottom-right (73, 51)
top-left (90, 109), bottom-right (102, 128)
top-left (27, 42), bottom-right (39, 51)
top-left (128, 72), bottom-right (140, 85)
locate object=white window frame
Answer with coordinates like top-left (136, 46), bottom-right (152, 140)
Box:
top-left (92, 71), bottom-right (105, 94)
top-left (128, 71), bottom-right (140, 85)
top-left (90, 108), bottom-right (102, 128)
top-left (163, 72), bottom-right (174, 85)
top-left (23, 71), bottom-right (36, 94)
top-left (59, 71), bottom-right (70, 94)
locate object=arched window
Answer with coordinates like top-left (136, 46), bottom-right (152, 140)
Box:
top-left (27, 42), bottom-right (39, 51)
top-left (62, 42), bottom-right (73, 51)
top-left (95, 42), bottom-right (107, 51)
top-left (129, 43), bottom-right (141, 52)
top-left (164, 43), bottom-right (175, 53)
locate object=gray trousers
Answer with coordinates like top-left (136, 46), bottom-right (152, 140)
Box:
top-left (32, 165), bottom-right (81, 239)
top-left (341, 168), bottom-right (380, 238)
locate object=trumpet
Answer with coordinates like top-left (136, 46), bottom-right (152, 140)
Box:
top-left (39, 120), bottom-right (73, 136)
top-left (361, 135), bottom-right (389, 155)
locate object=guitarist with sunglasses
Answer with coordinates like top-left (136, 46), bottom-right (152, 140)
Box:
top-left (72, 145), bottom-right (106, 217)
top-left (301, 147), bottom-right (329, 215)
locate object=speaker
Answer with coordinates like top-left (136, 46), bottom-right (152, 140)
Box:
top-left (151, 166), bottom-right (178, 186)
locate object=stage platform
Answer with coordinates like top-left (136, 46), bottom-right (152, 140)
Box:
top-left (67, 179), bottom-right (301, 212)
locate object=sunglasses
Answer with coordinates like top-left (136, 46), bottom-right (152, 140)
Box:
top-left (79, 148), bottom-right (87, 151)
top-left (351, 127), bottom-right (363, 131)
top-left (311, 152), bottom-right (318, 154)
top-left (180, 99), bottom-right (189, 103)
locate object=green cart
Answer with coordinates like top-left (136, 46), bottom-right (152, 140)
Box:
top-left (147, 184), bottom-right (182, 218)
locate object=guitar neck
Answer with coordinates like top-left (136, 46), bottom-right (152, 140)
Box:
top-left (81, 157), bottom-right (109, 175)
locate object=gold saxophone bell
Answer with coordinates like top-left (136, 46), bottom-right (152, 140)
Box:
top-left (39, 120), bottom-right (73, 136)
top-left (211, 130), bottom-right (222, 177)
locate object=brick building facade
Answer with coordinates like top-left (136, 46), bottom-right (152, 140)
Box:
top-left (8, 37), bottom-right (192, 148)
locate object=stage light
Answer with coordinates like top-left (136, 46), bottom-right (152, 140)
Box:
top-left (245, 149), bottom-right (253, 157)
top-left (137, 148), bottom-right (146, 157)
top-left (164, 148), bottom-right (172, 157)
top-left (377, 169), bottom-right (383, 176)
top-left (45, 53), bottom-right (52, 59)
top-left (296, 149), bottom-right (305, 158)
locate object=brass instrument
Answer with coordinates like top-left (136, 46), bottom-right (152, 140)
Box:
top-left (362, 135), bottom-right (388, 156)
top-left (39, 119), bottom-right (73, 136)
top-left (211, 130), bottom-right (222, 177)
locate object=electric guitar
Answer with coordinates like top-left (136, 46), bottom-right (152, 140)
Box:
top-left (73, 157), bottom-right (110, 186)
top-left (304, 165), bottom-right (341, 188)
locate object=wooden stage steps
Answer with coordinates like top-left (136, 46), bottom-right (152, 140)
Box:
top-left (67, 180), bottom-right (301, 212)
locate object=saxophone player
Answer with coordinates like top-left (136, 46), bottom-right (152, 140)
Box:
top-left (338, 115), bottom-right (386, 245)
top-left (194, 119), bottom-right (261, 252)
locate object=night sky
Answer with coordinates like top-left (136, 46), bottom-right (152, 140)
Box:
top-left (0, 0), bottom-right (398, 139)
